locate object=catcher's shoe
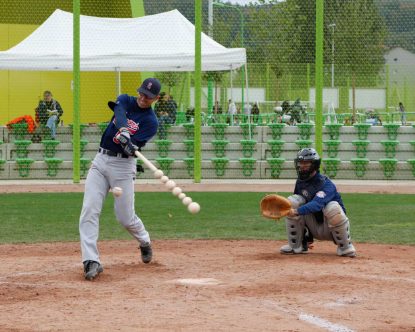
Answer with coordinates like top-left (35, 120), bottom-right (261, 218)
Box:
top-left (83, 260), bottom-right (103, 280)
top-left (140, 243), bottom-right (152, 264)
top-left (280, 244), bottom-right (308, 254)
top-left (336, 244), bottom-right (356, 257)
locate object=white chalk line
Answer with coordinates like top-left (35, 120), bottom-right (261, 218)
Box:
top-left (299, 313), bottom-right (355, 332)
top-left (168, 278), bottom-right (221, 286)
top-left (262, 300), bottom-right (355, 332)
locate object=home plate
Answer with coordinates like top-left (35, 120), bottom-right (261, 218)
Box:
top-left (171, 278), bottom-right (220, 286)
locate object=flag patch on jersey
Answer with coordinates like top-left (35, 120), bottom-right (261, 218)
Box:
top-left (316, 191), bottom-right (326, 198)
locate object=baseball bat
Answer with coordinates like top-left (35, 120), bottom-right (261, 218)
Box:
top-left (135, 150), bottom-right (158, 172)
top-left (134, 150), bottom-right (200, 214)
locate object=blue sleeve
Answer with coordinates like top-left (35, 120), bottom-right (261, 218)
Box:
top-left (112, 94), bottom-right (129, 129)
top-left (297, 180), bottom-right (338, 215)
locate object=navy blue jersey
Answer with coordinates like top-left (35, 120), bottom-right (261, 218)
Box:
top-left (100, 94), bottom-right (158, 153)
top-left (295, 172), bottom-right (346, 216)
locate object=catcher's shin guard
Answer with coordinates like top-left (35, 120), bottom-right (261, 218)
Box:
top-left (280, 217), bottom-right (306, 254)
top-left (280, 195), bottom-right (308, 254)
top-left (323, 201), bottom-right (356, 257)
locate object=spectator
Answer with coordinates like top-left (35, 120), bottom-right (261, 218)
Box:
top-left (251, 101), bottom-right (260, 123)
top-left (289, 98), bottom-right (303, 125)
top-left (227, 99), bottom-right (237, 125)
top-left (34, 91), bottom-right (63, 140)
top-left (398, 102), bottom-right (406, 125)
top-left (166, 94), bottom-right (177, 124)
top-left (243, 103), bottom-right (252, 123)
top-left (214, 101), bottom-right (222, 114)
top-left (169, 94), bottom-right (178, 110)
top-left (185, 106), bottom-right (195, 122)
top-left (154, 93), bottom-right (175, 139)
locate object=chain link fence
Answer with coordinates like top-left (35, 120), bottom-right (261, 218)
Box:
top-left (0, 0), bottom-right (414, 180)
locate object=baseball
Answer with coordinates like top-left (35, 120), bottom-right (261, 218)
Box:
top-left (112, 186), bottom-right (123, 197)
top-left (165, 180), bottom-right (176, 190)
top-left (188, 202), bottom-right (200, 214)
top-left (182, 196), bottom-right (192, 206)
top-left (160, 175), bottom-right (169, 184)
top-left (178, 193), bottom-right (186, 200)
top-left (172, 186), bottom-right (182, 196)
top-left (153, 169), bottom-right (164, 179)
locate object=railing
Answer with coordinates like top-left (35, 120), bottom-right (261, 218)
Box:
top-left (179, 111), bottom-right (414, 126)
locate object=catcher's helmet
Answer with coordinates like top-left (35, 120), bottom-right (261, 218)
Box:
top-left (294, 148), bottom-right (321, 180)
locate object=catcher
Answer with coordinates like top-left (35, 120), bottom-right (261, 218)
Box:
top-left (262, 148), bottom-right (356, 257)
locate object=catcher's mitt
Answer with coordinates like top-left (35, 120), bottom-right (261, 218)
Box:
top-left (260, 194), bottom-right (292, 220)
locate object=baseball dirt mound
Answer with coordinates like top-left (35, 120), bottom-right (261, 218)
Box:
top-left (1, 240), bottom-right (414, 331)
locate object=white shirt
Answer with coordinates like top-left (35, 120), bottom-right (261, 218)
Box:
top-left (228, 102), bottom-right (237, 115)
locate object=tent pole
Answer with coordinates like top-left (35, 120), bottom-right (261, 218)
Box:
top-left (194, 0), bottom-right (202, 183)
top-left (230, 68), bottom-right (233, 100)
top-left (229, 67), bottom-right (234, 125)
top-left (72, 0), bottom-right (81, 183)
top-left (116, 67), bottom-right (121, 96)
top-left (244, 62), bottom-right (251, 139)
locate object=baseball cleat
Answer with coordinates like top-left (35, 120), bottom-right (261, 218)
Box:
top-left (140, 244), bottom-right (152, 264)
top-left (280, 244), bottom-right (308, 254)
top-left (337, 244), bottom-right (356, 257)
top-left (83, 260), bottom-right (103, 280)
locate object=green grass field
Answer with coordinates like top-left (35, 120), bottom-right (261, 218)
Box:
top-left (0, 192), bottom-right (414, 245)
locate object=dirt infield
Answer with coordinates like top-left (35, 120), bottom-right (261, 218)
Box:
top-left (1, 240), bottom-right (415, 331)
top-left (1, 181), bottom-right (414, 331)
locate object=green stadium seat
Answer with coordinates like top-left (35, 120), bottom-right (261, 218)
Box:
top-left (155, 139), bottom-right (172, 158)
top-left (44, 158), bottom-right (63, 177)
top-left (322, 158), bottom-right (341, 178)
top-left (42, 140), bottom-right (60, 158)
top-left (267, 140), bottom-right (285, 158)
top-left (156, 157), bottom-right (175, 176)
top-left (325, 123), bottom-right (343, 140)
top-left (352, 140), bottom-right (370, 158)
top-left (323, 140), bottom-right (341, 158)
top-left (351, 158), bottom-right (369, 178)
top-left (266, 157), bottom-right (285, 179)
top-left (383, 123), bottom-right (400, 140)
top-left (14, 140), bottom-right (32, 158)
top-left (16, 158), bottom-right (34, 177)
top-left (381, 140), bottom-right (399, 158)
top-left (353, 123), bottom-right (371, 140)
top-left (379, 158), bottom-right (398, 179)
top-left (210, 157), bottom-right (229, 177)
top-left (239, 158), bottom-right (256, 177)
top-left (211, 140), bottom-right (229, 158)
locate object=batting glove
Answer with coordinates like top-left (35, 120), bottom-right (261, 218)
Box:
top-left (121, 141), bottom-right (138, 156)
top-left (116, 128), bottom-right (131, 145)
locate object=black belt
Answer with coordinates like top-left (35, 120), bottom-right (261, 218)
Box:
top-left (98, 147), bottom-right (129, 158)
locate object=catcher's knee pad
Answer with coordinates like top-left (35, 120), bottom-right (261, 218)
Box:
top-left (285, 217), bottom-right (306, 250)
top-left (288, 194), bottom-right (306, 209)
top-left (323, 201), bottom-right (347, 228)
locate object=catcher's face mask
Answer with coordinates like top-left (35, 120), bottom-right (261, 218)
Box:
top-left (295, 148), bottom-right (321, 180)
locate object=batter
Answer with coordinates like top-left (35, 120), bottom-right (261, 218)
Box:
top-left (79, 78), bottom-right (161, 280)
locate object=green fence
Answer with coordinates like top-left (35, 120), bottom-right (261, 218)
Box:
top-left (1, 0), bottom-right (414, 180)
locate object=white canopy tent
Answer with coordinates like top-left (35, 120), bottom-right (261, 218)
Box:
top-left (0, 9), bottom-right (246, 72)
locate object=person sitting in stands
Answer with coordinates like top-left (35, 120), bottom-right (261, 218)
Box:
top-left (34, 90), bottom-right (63, 140)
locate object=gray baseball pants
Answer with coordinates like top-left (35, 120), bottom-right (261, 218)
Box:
top-left (79, 152), bottom-right (150, 263)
